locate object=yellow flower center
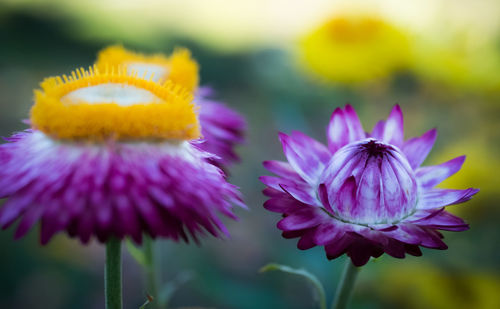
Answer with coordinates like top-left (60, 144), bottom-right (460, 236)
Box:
top-left (30, 66), bottom-right (200, 141)
top-left (95, 45), bottom-right (199, 92)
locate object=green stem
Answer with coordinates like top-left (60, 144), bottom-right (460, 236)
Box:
top-left (331, 259), bottom-right (361, 309)
top-left (105, 237), bottom-right (123, 309)
top-left (143, 236), bottom-right (161, 308)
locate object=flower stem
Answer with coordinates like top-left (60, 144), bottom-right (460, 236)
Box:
top-left (105, 237), bottom-right (123, 309)
top-left (331, 259), bottom-right (361, 309)
top-left (143, 236), bottom-right (161, 308)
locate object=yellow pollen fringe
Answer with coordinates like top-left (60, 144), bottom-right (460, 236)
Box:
top-left (95, 45), bottom-right (199, 92)
top-left (31, 65), bottom-right (200, 141)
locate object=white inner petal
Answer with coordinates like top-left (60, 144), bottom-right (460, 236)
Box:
top-left (127, 62), bottom-right (169, 82)
top-left (62, 83), bottom-right (163, 106)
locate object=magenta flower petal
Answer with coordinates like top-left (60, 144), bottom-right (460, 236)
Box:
top-left (417, 188), bottom-right (480, 209)
top-left (261, 104), bottom-right (478, 266)
top-left (411, 210), bottom-right (468, 231)
top-left (402, 128), bottom-right (437, 169)
top-left (263, 160), bottom-right (303, 181)
top-left (327, 105), bottom-right (365, 153)
top-left (279, 132), bottom-right (330, 184)
top-left (0, 131), bottom-right (244, 244)
top-left (371, 104), bottom-right (404, 146)
top-left (195, 87), bottom-right (246, 169)
top-left (416, 156), bottom-right (466, 188)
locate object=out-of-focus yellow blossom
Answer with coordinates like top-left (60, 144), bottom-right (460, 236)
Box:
top-left (375, 262), bottom-right (500, 309)
top-left (298, 14), bottom-right (413, 84)
top-left (414, 35), bottom-right (500, 94)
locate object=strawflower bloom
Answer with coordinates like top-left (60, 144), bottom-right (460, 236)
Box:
top-left (299, 15), bottom-right (412, 84)
top-left (96, 45), bottom-right (246, 168)
top-left (0, 66), bottom-right (244, 245)
top-left (261, 104), bottom-right (478, 267)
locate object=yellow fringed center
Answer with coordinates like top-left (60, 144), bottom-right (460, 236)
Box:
top-left (95, 45), bottom-right (199, 92)
top-left (30, 66), bottom-right (200, 141)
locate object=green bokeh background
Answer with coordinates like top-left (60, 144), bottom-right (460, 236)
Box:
top-left (1, 1), bottom-right (499, 308)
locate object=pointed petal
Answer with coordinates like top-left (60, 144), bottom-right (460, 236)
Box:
top-left (412, 209), bottom-right (468, 230)
top-left (327, 105), bottom-right (365, 154)
top-left (348, 240), bottom-right (374, 266)
top-left (279, 132), bottom-right (329, 184)
top-left (313, 221), bottom-right (344, 245)
top-left (343, 105), bottom-right (365, 142)
top-left (263, 197), bottom-right (301, 213)
top-left (297, 229), bottom-right (317, 250)
top-left (416, 156), bottom-right (466, 188)
top-left (263, 160), bottom-right (302, 181)
top-left (371, 120), bottom-right (385, 139)
top-left (280, 183), bottom-right (319, 206)
top-left (277, 208), bottom-right (324, 231)
top-left (417, 188), bottom-right (479, 210)
top-left (325, 234), bottom-right (353, 259)
top-left (384, 238), bottom-right (406, 258)
top-left (402, 129), bottom-right (437, 169)
top-left (404, 244), bottom-right (422, 256)
top-left (259, 176), bottom-right (317, 205)
top-left (14, 206), bottom-right (43, 240)
top-left (381, 105), bottom-right (404, 146)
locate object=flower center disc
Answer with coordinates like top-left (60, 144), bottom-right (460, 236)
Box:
top-left (62, 83), bottom-right (163, 106)
top-left (31, 67), bottom-right (199, 141)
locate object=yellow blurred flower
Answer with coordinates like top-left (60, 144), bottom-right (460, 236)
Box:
top-left (414, 34), bottom-right (500, 94)
top-left (95, 45), bottom-right (199, 92)
top-left (375, 262), bottom-right (500, 309)
top-left (298, 14), bottom-right (413, 84)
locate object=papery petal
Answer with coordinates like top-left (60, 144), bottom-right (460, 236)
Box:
top-left (325, 234), bottom-right (353, 259)
top-left (327, 105), bottom-right (365, 153)
top-left (402, 128), bottom-right (437, 169)
top-left (412, 210), bottom-right (468, 231)
top-left (279, 132), bottom-right (330, 184)
top-left (417, 188), bottom-right (479, 210)
top-left (263, 196), bottom-right (303, 213)
top-left (383, 105), bottom-right (404, 146)
top-left (263, 160), bottom-right (302, 181)
top-left (416, 156), bottom-right (466, 188)
top-left (277, 208), bottom-right (325, 231)
top-left (0, 131), bottom-right (244, 244)
top-left (313, 221), bottom-right (344, 245)
top-left (371, 105), bottom-right (404, 146)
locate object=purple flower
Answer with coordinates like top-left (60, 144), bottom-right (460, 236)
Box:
top-left (261, 104), bottom-right (479, 266)
top-left (0, 68), bottom-right (245, 245)
top-left (195, 87), bottom-right (246, 169)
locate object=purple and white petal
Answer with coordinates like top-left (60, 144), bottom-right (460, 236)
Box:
top-left (402, 128), bottom-right (437, 169)
top-left (416, 156), bottom-right (466, 188)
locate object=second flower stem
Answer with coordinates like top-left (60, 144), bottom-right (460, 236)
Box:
top-left (144, 236), bottom-right (161, 308)
top-left (331, 259), bottom-right (360, 309)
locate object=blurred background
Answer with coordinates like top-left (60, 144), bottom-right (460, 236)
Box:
top-left (1, 0), bottom-right (499, 308)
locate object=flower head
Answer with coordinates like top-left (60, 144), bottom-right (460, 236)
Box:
top-left (261, 104), bottom-right (478, 266)
top-left (95, 45), bottom-right (246, 167)
top-left (0, 67), bottom-right (244, 245)
top-left (299, 15), bottom-right (412, 84)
